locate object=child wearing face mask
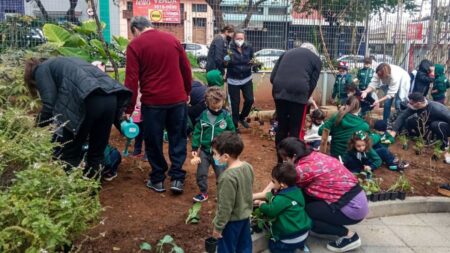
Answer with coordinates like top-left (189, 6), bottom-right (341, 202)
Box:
top-left (357, 58), bottom-right (375, 91)
top-left (343, 131), bottom-right (382, 173)
top-left (191, 87), bottom-right (235, 203)
top-left (254, 162), bottom-right (311, 253)
top-left (304, 109), bottom-right (327, 150)
top-left (332, 61), bottom-right (353, 106)
top-left (211, 132), bottom-right (254, 253)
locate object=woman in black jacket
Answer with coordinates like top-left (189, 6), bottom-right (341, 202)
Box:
top-left (24, 57), bottom-right (132, 177)
top-left (225, 30), bottom-right (255, 130)
top-left (411, 59), bottom-right (435, 96)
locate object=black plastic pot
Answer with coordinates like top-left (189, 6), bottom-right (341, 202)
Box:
top-left (389, 191), bottom-right (398, 200)
top-left (370, 193), bottom-right (380, 202)
top-left (205, 237), bottom-right (218, 253)
top-left (379, 192), bottom-right (387, 201)
top-left (397, 191), bottom-right (406, 200)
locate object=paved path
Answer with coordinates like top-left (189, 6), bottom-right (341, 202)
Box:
top-left (262, 213), bottom-right (450, 253)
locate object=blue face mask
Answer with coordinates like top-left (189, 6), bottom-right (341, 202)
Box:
top-left (213, 157), bottom-right (227, 170)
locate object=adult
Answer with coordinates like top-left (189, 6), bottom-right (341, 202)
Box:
top-left (225, 30), bottom-right (255, 130)
top-left (254, 138), bottom-right (368, 253)
top-left (411, 59), bottom-right (434, 96)
top-left (125, 16), bottom-right (192, 194)
top-left (24, 57), bottom-right (131, 177)
top-left (388, 92), bottom-right (450, 151)
top-left (206, 25), bottom-right (234, 75)
top-left (188, 80), bottom-right (207, 132)
top-left (270, 42), bottom-right (322, 153)
top-left (361, 63), bottom-right (411, 121)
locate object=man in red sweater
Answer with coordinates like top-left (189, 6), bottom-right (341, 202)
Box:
top-left (125, 16), bottom-right (192, 194)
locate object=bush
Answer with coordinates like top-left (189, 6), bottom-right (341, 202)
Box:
top-left (0, 108), bottom-right (102, 252)
top-left (187, 52), bottom-right (199, 68)
top-left (193, 71), bottom-right (207, 84)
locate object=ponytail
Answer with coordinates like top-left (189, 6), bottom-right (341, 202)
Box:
top-left (335, 96), bottom-right (360, 126)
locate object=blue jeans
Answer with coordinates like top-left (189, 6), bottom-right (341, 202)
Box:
top-left (382, 87), bottom-right (401, 121)
top-left (268, 236), bottom-right (307, 253)
top-left (373, 144), bottom-right (396, 166)
top-left (142, 103), bottom-right (187, 183)
top-left (217, 219), bottom-right (252, 253)
top-left (308, 140), bottom-right (321, 150)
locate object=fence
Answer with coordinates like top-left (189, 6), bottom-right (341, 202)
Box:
top-left (1, 0), bottom-right (450, 72)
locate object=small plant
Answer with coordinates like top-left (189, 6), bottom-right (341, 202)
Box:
top-left (389, 174), bottom-right (412, 192)
top-left (413, 137), bottom-right (425, 155)
top-left (358, 171), bottom-right (381, 196)
top-left (185, 202), bottom-right (201, 224)
top-left (156, 235), bottom-right (184, 253)
top-left (398, 134), bottom-right (409, 150)
top-left (432, 141), bottom-right (444, 161)
top-left (250, 207), bottom-right (273, 236)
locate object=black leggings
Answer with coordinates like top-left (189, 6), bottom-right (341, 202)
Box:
top-left (305, 201), bottom-right (361, 237)
top-left (55, 94), bottom-right (117, 174)
top-left (228, 81), bottom-right (254, 128)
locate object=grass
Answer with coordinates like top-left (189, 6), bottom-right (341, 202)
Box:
top-left (193, 71), bottom-right (207, 84)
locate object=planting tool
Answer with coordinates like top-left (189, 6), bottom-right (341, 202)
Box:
top-left (120, 118), bottom-right (140, 157)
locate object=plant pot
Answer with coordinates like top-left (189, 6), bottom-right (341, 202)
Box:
top-left (389, 191), bottom-right (398, 200)
top-left (370, 193), bottom-right (380, 202)
top-left (205, 237), bottom-right (218, 253)
top-left (397, 191), bottom-right (406, 200)
top-left (366, 194), bottom-right (371, 201)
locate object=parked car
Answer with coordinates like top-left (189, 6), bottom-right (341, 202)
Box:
top-left (337, 55), bottom-right (378, 69)
top-left (181, 42), bottom-right (208, 69)
top-left (370, 54), bottom-right (394, 64)
top-left (254, 49), bottom-right (285, 69)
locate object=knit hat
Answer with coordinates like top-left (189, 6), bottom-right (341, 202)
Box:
top-left (206, 70), bottom-right (224, 87)
top-left (374, 120), bottom-right (387, 132)
top-left (338, 61), bottom-right (349, 70)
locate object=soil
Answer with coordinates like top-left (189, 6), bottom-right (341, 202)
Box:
top-left (76, 87), bottom-right (450, 252)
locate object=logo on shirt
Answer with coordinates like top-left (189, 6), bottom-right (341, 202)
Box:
top-left (219, 121), bottom-right (227, 129)
top-left (292, 201), bottom-right (298, 206)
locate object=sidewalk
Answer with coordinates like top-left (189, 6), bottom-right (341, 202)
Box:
top-left (262, 213), bottom-right (450, 253)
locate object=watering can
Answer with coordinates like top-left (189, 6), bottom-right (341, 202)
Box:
top-left (120, 118), bottom-right (140, 157)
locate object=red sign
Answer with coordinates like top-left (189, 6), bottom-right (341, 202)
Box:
top-left (133, 0), bottom-right (181, 24)
top-left (407, 23), bottom-right (423, 40)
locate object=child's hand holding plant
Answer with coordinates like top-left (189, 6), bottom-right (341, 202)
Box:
top-left (190, 151), bottom-right (201, 165)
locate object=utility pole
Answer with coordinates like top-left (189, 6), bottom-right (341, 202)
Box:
top-left (427, 0), bottom-right (437, 52)
top-left (364, 0), bottom-right (370, 57)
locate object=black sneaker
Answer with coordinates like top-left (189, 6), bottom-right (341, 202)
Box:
top-left (146, 180), bottom-right (166, 193)
top-left (327, 233), bottom-right (361, 252)
top-left (170, 180), bottom-right (184, 194)
top-left (239, 119), bottom-right (250, 129)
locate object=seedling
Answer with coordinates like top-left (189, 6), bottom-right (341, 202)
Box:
top-left (432, 141), bottom-right (444, 161)
top-left (398, 134), bottom-right (409, 150)
top-left (358, 173), bottom-right (381, 196)
top-left (413, 137), bottom-right (425, 155)
top-left (157, 235), bottom-right (184, 253)
top-left (185, 202), bottom-right (201, 224)
top-left (251, 207), bottom-right (274, 236)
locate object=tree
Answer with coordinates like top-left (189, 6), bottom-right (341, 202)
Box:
top-left (206, 0), bottom-right (268, 30)
top-left (66, 0), bottom-right (79, 23)
top-left (25, 0), bottom-right (49, 21)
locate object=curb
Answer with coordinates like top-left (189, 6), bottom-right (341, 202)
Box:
top-left (252, 196), bottom-right (450, 252)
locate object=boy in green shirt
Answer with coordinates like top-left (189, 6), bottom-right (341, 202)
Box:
top-left (332, 61), bottom-right (353, 105)
top-left (255, 162), bottom-right (311, 253)
top-left (431, 64), bottom-right (449, 104)
top-left (212, 132), bottom-right (254, 253)
top-left (357, 58), bottom-right (374, 91)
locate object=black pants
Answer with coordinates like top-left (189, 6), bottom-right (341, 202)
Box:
top-left (305, 200), bottom-right (361, 237)
top-left (228, 81), bottom-right (254, 128)
top-left (55, 94), bottom-right (117, 174)
top-left (275, 99), bottom-right (307, 162)
top-left (142, 103), bottom-right (187, 183)
top-left (406, 116), bottom-right (450, 149)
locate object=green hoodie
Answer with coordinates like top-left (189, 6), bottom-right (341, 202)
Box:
top-left (191, 109), bottom-right (235, 153)
top-left (371, 131), bottom-right (395, 148)
top-left (332, 73), bottom-right (353, 100)
top-left (431, 64), bottom-right (449, 101)
top-left (260, 187), bottom-right (311, 240)
top-left (318, 113), bottom-right (370, 157)
top-left (207, 69), bottom-right (224, 87)
top-left (357, 67), bottom-right (374, 90)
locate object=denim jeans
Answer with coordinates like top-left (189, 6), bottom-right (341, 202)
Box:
top-left (382, 87), bottom-right (401, 121)
top-left (141, 103), bottom-right (187, 183)
top-left (217, 219), bottom-right (252, 253)
top-left (268, 234), bottom-right (307, 253)
top-left (373, 144), bottom-right (396, 166)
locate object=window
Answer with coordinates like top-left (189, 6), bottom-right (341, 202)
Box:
top-left (268, 7), bottom-right (287, 15)
top-left (192, 4), bottom-right (207, 13)
top-left (193, 18), bottom-right (206, 27)
top-left (127, 1), bottom-right (133, 11)
top-left (220, 6), bottom-right (263, 15)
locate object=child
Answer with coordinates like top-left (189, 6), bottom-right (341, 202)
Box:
top-left (304, 109), bottom-right (326, 150)
top-left (319, 96), bottom-right (370, 158)
top-left (207, 69), bottom-right (224, 87)
top-left (332, 61), bottom-right (353, 105)
top-left (212, 131), bottom-right (254, 253)
top-left (191, 87), bottom-right (235, 202)
top-left (372, 120), bottom-right (409, 171)
top-left (431, 64), bottom-right (449, 104)
top-left (256, 162), bottom-right (311, 253)
top-left (357, 57), bottom-right (374, 91)
top-left (130, 93), bottom-right (148, 161)
top-left (346, 83), bottom-right (376, 117)
top-left (343, 131), bottom-right (382, 173)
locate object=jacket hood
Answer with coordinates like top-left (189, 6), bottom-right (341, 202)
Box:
top-left (340, 113), bottom-right (366, 129)
top-left (418, 59), bottom-right (433, 73)
top-left (206, 69), bottom-right (224, 86)
top-left (434, 64), bottom-right (445, 76)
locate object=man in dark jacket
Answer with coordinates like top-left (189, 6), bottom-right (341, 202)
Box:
top-left (388, 92), bottom-right (450, 150)
top-left (24, 57), bottom-right (132, 177)
top-left (188, 80), bottom-right (208, 132)
top-left (206, 25), bottom-right (234, 75)
top-left (411, 59), bottom-right (435, 96)
top-left (125, 16), bottom-right (192, 194)
top-left (270, 42), bottom-right (322, 158)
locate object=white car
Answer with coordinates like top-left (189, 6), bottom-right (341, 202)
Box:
top-left (181, 42), bottom-right (209, 69)
top-left (254, 49), bottom-right (285, 69)
top-left (337, 55), bottom-right (378, 69)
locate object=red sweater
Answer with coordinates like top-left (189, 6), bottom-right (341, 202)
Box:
top-left (125, 29), bottom-right (192, 113)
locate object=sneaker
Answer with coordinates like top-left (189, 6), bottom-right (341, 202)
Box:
top-left (193, 193), bottom-right (209, 202)
top-left (397, 161), bottom-right (409, 170)
top-left (146, 180), bottom-right (166, 193)
top-left (239, 119), bottom-right (250, 129)
top-left (103, 171), bottom-right (118, 181)
top-left (388, 165), bottom-right (399, 171)
top-left (170, 180), bottom-right (184, 194)
top-left (326, 233), bottom-right (361, 252)
top-left (438, 183), bottom-right (450, 197)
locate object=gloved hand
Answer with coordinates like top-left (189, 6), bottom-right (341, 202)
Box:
top-left (224, 55), bottom-right (231, 62)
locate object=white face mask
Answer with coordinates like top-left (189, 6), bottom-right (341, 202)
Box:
top-left (235, 40), bottom-right (244, 47)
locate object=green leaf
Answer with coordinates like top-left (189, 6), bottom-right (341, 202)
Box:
top-left (185, 202), bottom-right (201, 224)
top-left (64, 34), bottom-right (88, 47)
top-left (43, 24), bottom-right (71, 47)
top-left (74, 20), bottom-right (106, 35)
top-left (159, 235), bottom-right (174, 244)
top-left (90, 39), bottom-right (107, 58)
top-left (113, 36), bottom-right (129, 52)
top-left (57, 47), bottom-right (92, 62)
top-left (140, 242), bottom-right (152, 251)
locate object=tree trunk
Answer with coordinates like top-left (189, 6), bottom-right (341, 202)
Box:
top-left (206, 0), bottom-right (224, 33)
top-left (66, 0), bottom-right (79, 23)
top-left (88, 0), bottom-right (119, 81)
top-left (241, 0), bottom-right (267, 29)
top-left (34, 0), bottom-right (50, 21)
